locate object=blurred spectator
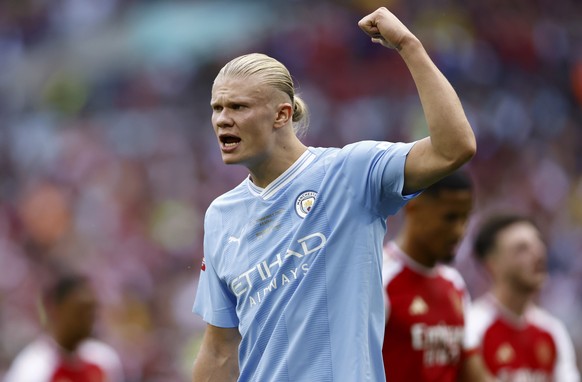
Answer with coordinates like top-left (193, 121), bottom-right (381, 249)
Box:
top-left (3, 271), bottom-right (124, 382)
top-left (467, 215), bottom-right (580, 381)
top-left (382, 171), bottom-right (492, 381)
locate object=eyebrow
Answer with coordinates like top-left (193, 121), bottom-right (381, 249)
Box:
top-left (210, 95), bottom-right (257, 106)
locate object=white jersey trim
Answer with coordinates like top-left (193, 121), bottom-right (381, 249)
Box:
top-left (382, 243), bottom-right (405, 321)
top-left (527, 306), bottom-right (581, 382)
top-left (384, 242), bottom-right (438, 277)
top-left (246, 149), bottom-right (316, 200)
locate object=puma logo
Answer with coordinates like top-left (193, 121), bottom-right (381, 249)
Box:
top-left (228, 236), bottom-right (241, 244)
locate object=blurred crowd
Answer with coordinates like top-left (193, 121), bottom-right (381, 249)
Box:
top-left (1, 0), bottom-right (581, 380)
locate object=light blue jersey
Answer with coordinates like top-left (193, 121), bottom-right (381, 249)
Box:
top-left (194, 140), bottom-right (417, 382)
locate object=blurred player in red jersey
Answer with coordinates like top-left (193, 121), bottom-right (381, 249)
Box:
top-left (4, 273), bottom-right (124, 382)
top-left (467, 215), bottom-right (580, 382)
top-left (382, 170), bottom-right (493, 381)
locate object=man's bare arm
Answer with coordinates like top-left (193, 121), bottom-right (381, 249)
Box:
top-left (193, 324), bottom-right (241, 382)
top-left (359, 8), bottom-right (476, 194)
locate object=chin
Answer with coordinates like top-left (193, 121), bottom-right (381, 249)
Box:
top-left (438, 252), bottom-right (456, 264)
top-left (522, 278), bottom-right (546, 293)
top-left (221, 154), bottom-right (241, 165)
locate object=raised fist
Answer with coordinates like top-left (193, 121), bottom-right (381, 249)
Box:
top-left (358, 7), bottom-right (415, 51)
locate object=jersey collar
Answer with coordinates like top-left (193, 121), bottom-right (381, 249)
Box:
top-left (388, 241), bottom-right (439, 277)
top-left (247, 149), bottom-right (316, 200)
top-left (485, 293), bottom-right (529, 328)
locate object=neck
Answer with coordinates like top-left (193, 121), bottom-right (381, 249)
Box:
top-left (249, 137), bottom-right (307, 188)
top-left (50, 324), bottom-right (82, 353)
top-left (491, 283), bottom-right (532, 316)
top-left (53, 333), bottom-right (80, 353)
top-left (396, 232), bottom-right (437, 268)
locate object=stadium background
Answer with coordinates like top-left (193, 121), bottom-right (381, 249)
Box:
top-left (0, 0), bottom-right (581, 380)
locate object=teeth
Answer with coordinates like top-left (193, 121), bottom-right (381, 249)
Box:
top-left (224, 142), bottom-right (237, 147)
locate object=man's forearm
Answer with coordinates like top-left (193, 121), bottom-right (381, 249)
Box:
top-left (192, 348), bottom-right (239, 382)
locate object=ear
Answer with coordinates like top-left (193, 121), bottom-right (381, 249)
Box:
top-left (273, 103), bottom-right (293, 129)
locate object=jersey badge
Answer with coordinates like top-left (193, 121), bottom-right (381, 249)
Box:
top-left (535, 340), bottom-right (553, 367)
top-left (496, 343), bottom-right (515, 364)
top-left (448, 290), bottom-right (464, 317)
top-left (409, 296), bottom-right (429, 315)
top-left (295, 191), bottom-right (318, 218)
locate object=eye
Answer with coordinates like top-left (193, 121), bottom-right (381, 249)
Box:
top-left (232, 104), bottom-right (245, 110)
top-left (212, 105), bottom-right (223, 112)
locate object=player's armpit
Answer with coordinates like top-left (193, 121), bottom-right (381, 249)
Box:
top-left (193, 324), bottom-right (241, 382)
top-left (458, 351), bottom-right (498, 382)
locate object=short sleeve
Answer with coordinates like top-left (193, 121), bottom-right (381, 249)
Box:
top-left (551, 319), bottom-right (581, 382)
top-left (438, 266), bottom-right (478, 352)
top-left (339, 140), bottom-right (419, 218)
top-left (377, 141), bottom-right (419, 213)
top-left (461, 291), bottom-right (478, 351)
top-left (192, 211), bottom-right (239, 328)
top-left (78, 340), bottom-right (125, 382)
top-left (464, 299), bottom-right (495, 353)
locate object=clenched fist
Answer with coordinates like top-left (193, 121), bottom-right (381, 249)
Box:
top-left (358, 7), bottom-right (416, 51)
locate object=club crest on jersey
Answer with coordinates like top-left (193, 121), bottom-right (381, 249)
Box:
top-left (448, 290), bottom-right (464, 317)
top-left (535, 340), bottom-right (553, 366)
top-left (295, 191), bottom-right (317, 218)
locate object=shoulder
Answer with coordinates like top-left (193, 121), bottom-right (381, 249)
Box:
top-left (340, 141), bottom-right (402, 158)
top-left (526, 305), bottom-right (569, 336)
top-left (466, 296), bottom-right (499, 335)
top-left (525, 306), bottom-right (580, 369)
top-left (309, 146), bottom-right (338, 157)
top-left (436, 265), bottom-right (467, 291)
top-left (210, 180), bottom-right (249, 207)
top-left (79, 338), bottom-right (121, 363)
top-left (4, 337), bottom-right (57, 381)
top-left (205, 180), bottom-right (249, 218)
top-left (469, 296), bottom-right (496, 317)
top-left (317, 141), bottom-right (402, 164)
top-left (78, 339), bottom-right (124, 380)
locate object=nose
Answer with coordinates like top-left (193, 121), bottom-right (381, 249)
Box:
top-left (214, 109), bottom-right (234, 128)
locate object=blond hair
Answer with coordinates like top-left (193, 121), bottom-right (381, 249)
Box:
top-left (216, 53), bottom-right (309, 138)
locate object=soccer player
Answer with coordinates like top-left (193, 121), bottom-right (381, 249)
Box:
top-left (192, 7), bottom-right (476, 382)
top-left (467, 214), bottom-right (581, 382)
top-left (382, 170), bottom-right (492, 381)
top-left (4, 272), bottom-right (124, 382)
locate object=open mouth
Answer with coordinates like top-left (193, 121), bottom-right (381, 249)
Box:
top-left (219, 134), bottom-right (241, 149)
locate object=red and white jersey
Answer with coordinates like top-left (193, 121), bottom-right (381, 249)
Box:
top-left (466, 294), bottom-right (580, 382)
top-left (3, 336), bottom-right (124, 382)
top-left (382, 241), bottom-right (477, 382)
